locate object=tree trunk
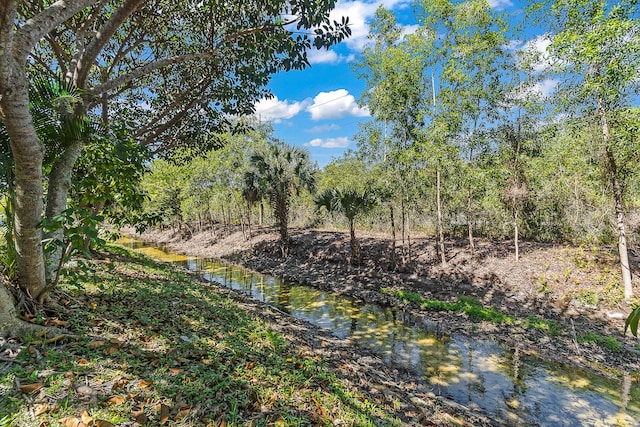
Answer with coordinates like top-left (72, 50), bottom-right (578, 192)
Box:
top-left (1, 72), bottom-right (47, 301)
top-left (44, 140), bottom-right (84, 285)
top-left (599, 98), bottom-right (633, 300)
top-left (467, 190), bottom-right (475, 255)
top-left (0, 281), bottom-right (42, 337)
top-left (348, 218), bottom-right (359, 263)
top-left (436, 166), bottom-right (446, 267)
top-left (514, 208), bottom-right (520, 262)
top-left (389, 201), bottom-right (396, 269)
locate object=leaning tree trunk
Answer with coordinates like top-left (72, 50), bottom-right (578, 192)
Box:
top-left (44, 140), bottom-right (85, 285)
top-left (599, 98), bottom-right (633, 300)
top-left (1, 75), bottom-right (47, 302)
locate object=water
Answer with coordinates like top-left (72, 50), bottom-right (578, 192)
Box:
top-left (120, 237), bottom-right (640, 426)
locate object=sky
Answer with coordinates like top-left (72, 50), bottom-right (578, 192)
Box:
top-left (254, 0), bottom-right (537, 167)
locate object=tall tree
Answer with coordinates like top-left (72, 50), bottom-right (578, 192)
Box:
top-left (316, 188), bottom-right (377, 263)
top-left (533, 0), bottom-right (640, 299)
top-left (0, 0), bottom-right (349, 321)
top-left (247, 140), bottom-right (316, 244)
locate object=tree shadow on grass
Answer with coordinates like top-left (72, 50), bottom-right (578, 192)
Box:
top-left (0, 246), bottom-right (404, 426)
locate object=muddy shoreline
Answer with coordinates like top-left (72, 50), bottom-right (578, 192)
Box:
top-left (128, 225), bottom-right (640, 380)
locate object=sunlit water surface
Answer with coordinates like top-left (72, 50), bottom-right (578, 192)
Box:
top-left (119, 238), bottom-right (640, 426)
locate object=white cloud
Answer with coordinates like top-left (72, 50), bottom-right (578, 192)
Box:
top-left (305, 137), bottom-right (351, 148)
top-left (308, 49), bottom-right (355, 65)
top-left (488, 0), bottom-right (513, 9)
top-left (328, 0), bottom-right (411, 51)
top-left (519, 35), bottom-right (553, 73)
top-left (306, 124), bottom-right (342, 133)
top-left (530, 78), bottom-right (559, 98)
top-left (254, 96), bottom-right (309, 122)
top-left (306, 89), bottom-right (370, 120)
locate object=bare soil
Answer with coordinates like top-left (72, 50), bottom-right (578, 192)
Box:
top-left (132, 225), bottom-right (640, 379)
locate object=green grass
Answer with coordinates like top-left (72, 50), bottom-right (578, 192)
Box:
top-left (382, 288), bottom-right (562, 336)
top-left (1, 245), bottom-right (406, 426)
top-left (577, 331), bottom-right (623, 353)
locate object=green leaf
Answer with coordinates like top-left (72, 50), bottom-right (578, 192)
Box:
top-left (624, 306), bottom-right (640, 337)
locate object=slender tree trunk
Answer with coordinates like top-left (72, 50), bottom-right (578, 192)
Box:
top-left (259, 201), bottom-right (264, 225)
top-left (389, 201), bottom-right (396, 269)
top-left (44, 140), bottom-right (84, 285)
top-left (599, 98), bottom-right (633, 300)
top-left (1, 72), bottom-right (47, 301)
top-left (348, 218), bottom-right (358, 262)
top-left (401, 197), bottom-right (406, 245)
top-left (467, 191), bottom-right (475, 255)
top-left (437, 166), bottom-right (446, 267)
top-left (514, 208), bottom-right (519, 262)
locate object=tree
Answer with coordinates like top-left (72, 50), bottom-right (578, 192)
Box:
top-left (533, 0), bottom-right (640, 299)
top-left (316, 188), bottom-right (377, 263)
top-left (0, 0), bottom-right (349, 326)
top-left (246, 140), bottom-right (316, 244)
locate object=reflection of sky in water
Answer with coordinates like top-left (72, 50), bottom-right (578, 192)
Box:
top-left (123, 239), bottom-right (640, 427)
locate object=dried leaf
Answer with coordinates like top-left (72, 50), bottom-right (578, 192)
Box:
top-left (81, 410), bottom-right (93, 424)
top-left (158, 404), bottom-right (170, 425)
top-left (111, 378), bottom-right (128, 391)
top-left (139, 380), bottom-right (152, 389)
top-left (45, 335), bottom-right (66, 344)
top-left (59, 417), bottom-right (81, 427)
top-left (34, 403), bottom-right (48, 416)
top-left (103, 346), bottom-right (119, 355)
top-left (174, 408), bottom-right (190, 421)
top-left (131, 407), bottom-right (148, 425)
top-left (107, 395), bottom-right (125, 406)
top-left (49, 318), bottom-right (69, 327)
top-left (89, 340), bottom-right (106, 349)
top-left (94, 420), bottom-right (116, 427)
top-left (169, 368), bottom-right (182, 376)
top-left (19, 382), bottom-right (44, 394)
top-left (76, 358), bottom-right (90, 366)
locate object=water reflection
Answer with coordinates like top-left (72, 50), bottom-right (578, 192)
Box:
top-left (122, 239), bottom-right (639, 426)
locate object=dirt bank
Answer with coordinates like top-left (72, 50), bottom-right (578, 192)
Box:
top-left (131, 225), bottom-right (640, 378)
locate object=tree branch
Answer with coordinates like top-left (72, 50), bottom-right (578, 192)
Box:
top-left (14, 0), bottom-right (95, 60)
top-left (75, 0), bottom-right (147, 87)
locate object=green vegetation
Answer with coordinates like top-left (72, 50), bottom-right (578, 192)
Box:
top-left (0, 246), bottom-right (404, 426)
top-left (577, 332), bottom-right (623, 353)
top-left (383, 288), bottom-right (562, 336)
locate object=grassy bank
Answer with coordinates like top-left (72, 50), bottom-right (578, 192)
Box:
top-left (0, 245), bottom-right (409, 426)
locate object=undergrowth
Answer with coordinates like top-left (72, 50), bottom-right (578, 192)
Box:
top-left (383, 288), bottom-right (562, 336)
top-left (1, 245), bottom-right (405, 426)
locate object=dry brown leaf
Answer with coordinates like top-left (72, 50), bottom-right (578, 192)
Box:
top-left (49, 318), bottom-right (69, 327)
top-left (33, 403), bottom-right (48, 416)
top-left (107, 395), bottom-right (125, 406)
top-left (111, 378), bottom-right (128, 391)
top-left (19, 382), bottom-right (44, 394)
top-left (76, 358), bottom-right (90, 366)
top-left (45, 335), bottom-right (66, 344)
top-left (168, 368), bottom-right (182, 376)
top-left (90, 319), bottom-right (104, 326)
top-left (94, 420), bottom-right (116, 427)
top-left (81, 410), bottom-right (93, 424)
top-left (138, 380), bottom-right (152, 389)
top-left (158, 404), bottom-right (170, 425)
top-left (173, 408), bottom-right (190, 421)
top-left (103, 346), bottom-right (119, 355)
top-left (59, 417), bottom-right (84, 427)
top-left (89, 340), bottom-right (106, 349)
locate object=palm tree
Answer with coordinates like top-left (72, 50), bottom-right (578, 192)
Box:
top-left (247, 140), bottom-right (316, 243)
top-left (316, 188), bottom-right (377, 262)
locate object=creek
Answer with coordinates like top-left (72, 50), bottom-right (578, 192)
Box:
top-left (120, 238), bottom-right (639, 426)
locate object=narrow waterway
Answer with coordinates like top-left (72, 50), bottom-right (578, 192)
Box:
top-left (121, 238), bottom-right (640, 426)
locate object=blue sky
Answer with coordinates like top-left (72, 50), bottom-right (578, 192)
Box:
top-left (255, 0), bottom-right (545, 167)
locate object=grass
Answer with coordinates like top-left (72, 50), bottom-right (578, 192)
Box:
top-left (577, 332), bottom-right (623, 353)
top-left (1, 245), bottom-right (406, 426)
top-left (382, 288), bottom-right (562, 336)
